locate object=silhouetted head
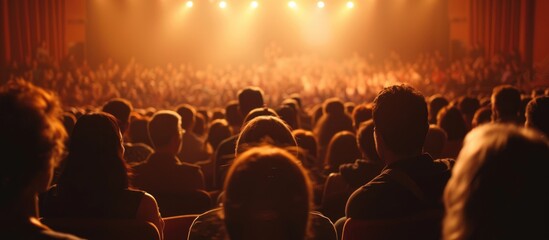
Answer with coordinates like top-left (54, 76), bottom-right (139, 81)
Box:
top-left (491, 85), bottom-right (521, 124)
top-left (148, 110), bottom-right (183, 152)
top-left (175, 103), bottom-right (196, 131)
top-left (223, 146), bottom-right (313, 240)
top-left (102, 98), bottom-right (133, 134)
top-left (236, 116), bottom-right (297, 156)
top-left (373, 84), bottom-right (428, 157)
top-left (238, 87), bottom-right (265, 117)
top-left (525, 96), bottom-right (549, 137)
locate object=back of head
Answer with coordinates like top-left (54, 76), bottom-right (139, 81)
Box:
top-left (59, 112), bottom-right (129, 193)
top-left (0, 80), bottom-right (67, 204)
top-left (373, 84), bottom-right (429, 156)
top-left (175, 103), bottom-right (196, 131)
top-left (276, 104), bottom-right (299, 130)
top-left (443, 124), bottom-right (549, 240)
top-left (525, 96), bottom-right (549, 137)
top-left (323, 98), bottom-right (346, 116)
top-left (292, 129), bottom-right (318, 159)
top-left (472, 106), bottom-right (492, 128)
top-left (223, 146), bottom-right (312, 240)
top-left (128, 116), bottom-right (152, 146)
top-left (102, 98), bottom-right (133, 133)
top-left (238, 87), bottom-right (265, 117)
top-left (236, 116), bottom-right (297, 155)
top-left (356, 120), bottom-right (380, 163)
top-left (207, 119), bottom-right (232, 151)
top-left (428, 94), bottom-right (449, 124)
top-left (491, 85), bottom-right (521, 123)
top-left (148, 110), bottom-right (181, 150)
top-left (437, 106), bottom-right (468, 141)
top-left (424, 125), bottom-right (448, 159)
top-left (352, 103), bottom-right (373, 130)
top-left (324, 131), bottom-right (361, 173)
top-left (225, 100), bottom-right (244, 134)
top-left (457, 96), bottom-right (480, 123)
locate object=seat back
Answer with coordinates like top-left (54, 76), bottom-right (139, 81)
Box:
top-left (341, 210), bottom-right (443, 240)
top-left (41, 218), bottom-right (160, 240)
top-left (153, 190), bottom-right (212, 217)
top-left (163, 214), bottom-right (198, 240)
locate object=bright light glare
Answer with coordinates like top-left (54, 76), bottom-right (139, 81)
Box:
top-left (346, 1), bottom-right (354, 8)
top-left (185, 1), bottom-right (193, 8)
top-left (250, 1), bottom-right (258, 8)
top-left (317, 1), bottom-right (325, 8)
top-left (288, 1), bottom-right (297, 9)
top-left (219, 1), bottom-right (227, 8)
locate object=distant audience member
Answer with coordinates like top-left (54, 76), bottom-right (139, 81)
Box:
top-left (437, 106), bottom-right (468, 159)
top-left (443, 124), bottom-right (549, 240)
top-left (323, 131), bottom-right (361, 175)
top-left (351, 103), bottom-right (373, 131)
top-left (313, 98), bottom-right (354, 162)
top-left (176, 103), bottom-right (211, 164)
top-left (0, 80), bottom-right (81, 239)
top-left (427, 94), bottom-right (449, 125)
top-left (525, 96), bottom-right (549, 137)
top-left (424, 125), bottom-right (448, 159)
top-left (457, 96), bottom-right (480, 130)
top-left (491, 84), bottom-right (522, 124)
top-left (472, 106), bottom-right (492, 128)
top-left (188, 146), bottom-right (337, 240)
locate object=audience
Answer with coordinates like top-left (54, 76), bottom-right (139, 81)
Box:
top-left (39, 112), bottom-right (164, 237)
top-left (443, 124), bottom-right (549, 240)
top-left (0, 80), bottom-right (81, 239)
top-left (1, 48), bottom-right (543, 239)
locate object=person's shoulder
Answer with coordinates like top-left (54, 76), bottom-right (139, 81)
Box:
top-left (309, 211), bottom-right (338, 240)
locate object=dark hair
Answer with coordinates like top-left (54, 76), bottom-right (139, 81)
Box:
top-left (277, 105), bottom-right (299, 130)
top-left (351, 103), bottom-right (373, 130)
top-left (437, 106), bottom-right (469, 141)
top-left (193, 112), bottom-right (206, 136)
top-left (238, 87), bottom-right (265, 117)
top-left (525, 96), bottom-right (549, 136)
top-left (236, 116), bottom-right (297, 156)
top-left (224, 146), bottom-right (312, 240)
top-left (356, 120), bottom-right (380, 163)
top-left (243, 107), bottom-right (279, 125)
top-left (428, 94), bottom-right (449, 124)
top-left (148, 110), bottom-right (181, 149)
top-left (207, 119), bottom-right (233, 151)
top-left (373, 84), bottom-right (428, 155)
top-left (58, 112), bottom-right (129, 194)
top-left (128, 116), bottom-right (152, 146)
top-left (324, 131), bottom-right (361, 173)
top-left (225, 100), bottom-right (243, 128)
top-left (292, 129), bottom-right (318, 160)
top-left (0, 80), bottom-right (67, 204)
top-left (491, 85), bottom-right (521, 123)
top-left (102, 98), bottom-right (133, 133)
top-left (472, 106), bottom-right (492, 128)
top-left (175, 103), bottom-right (196, 131)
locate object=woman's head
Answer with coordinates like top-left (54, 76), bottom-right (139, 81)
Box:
top-left (223, 146), bottom-right (313, 240)
top-left (236, 116), bottom-right (297, 156)
top-left (324, 131), bottom-right (361, 173)
top-left (59, 112), bottom-right (129, 193)
top-left (443, 124), bottom-right (549, 240)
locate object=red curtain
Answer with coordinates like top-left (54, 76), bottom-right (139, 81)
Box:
top-left (1, 0), bottom-right (66, 66)
top-left (470, 0), bottom-right (522, 57)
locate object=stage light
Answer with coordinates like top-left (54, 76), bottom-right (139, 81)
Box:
top-left (219, 1), bottom-right (227, 8)
top-left (250, 1), bottom-right (258, 8)
top-left (317, 1), bottom-right (325, 8)
top-left (346, 1), bottom-right (354, 8)
top-left (185, 1), bottom-right (193, 8)
top-left (288, 1), bottom-right (297, 9)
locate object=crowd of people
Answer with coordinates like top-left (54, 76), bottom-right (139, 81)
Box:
top-left (1, 49), bottom-right (549, 240)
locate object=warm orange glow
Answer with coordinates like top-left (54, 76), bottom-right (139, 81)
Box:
top-left (317, 1), bottom-right (325, 8)
top-left (219, 1), bottom-right (227, 8)
top-left (346, 1), bottom-right (354, 8)
top-left (288, 1), bottom-right (297, 9)
top-left (185, 1), bottom-right (193, 8)
top-left (250, 1), bottom-right (259, 8)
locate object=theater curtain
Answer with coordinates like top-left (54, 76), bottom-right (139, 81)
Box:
top-left (1, 0), bottom-right (66, 66)
top-left (470, 0), bottom-right (522, 57)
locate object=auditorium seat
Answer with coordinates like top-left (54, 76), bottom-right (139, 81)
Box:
top-left (341, 209), bottom-right (443, 240)
top-left (163, 214), bottom-right (199, 240)
top-left (40, 218), bottom-right (160, 240)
